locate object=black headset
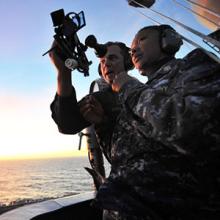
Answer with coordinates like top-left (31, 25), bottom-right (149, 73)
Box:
top-left (98, 42), bottom-right (134, 76)
top-left (159, 25), bottom-right (183, 55)
top-left (138, 25), bottom-right (183, 56)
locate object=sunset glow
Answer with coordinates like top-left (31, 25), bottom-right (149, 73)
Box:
top-left (0, 92), bottom-right (88, 160)
top-left (0, 0), bottom-right (213, 160)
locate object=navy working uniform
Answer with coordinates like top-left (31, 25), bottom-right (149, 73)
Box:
top-left (94, 49), bottom-right (220, 219)
top-left (51, 49), bottom-right (220, 219)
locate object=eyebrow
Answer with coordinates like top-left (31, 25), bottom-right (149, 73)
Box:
top-left (100, 54), bottom-right (120, 62)
top-left (108, 54), bottom-right (118, 58)
top-left (138, 32), bottom-right (149, 38)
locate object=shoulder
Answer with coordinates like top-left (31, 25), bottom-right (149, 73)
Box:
top-left (177, 49), bottom-right (220, 84)
top-left (183, 48), bottom-right (218, 66)
top-left (91, 89), bottom-right (119, 108)
top-left (92, 88), bottom-right (115, 99)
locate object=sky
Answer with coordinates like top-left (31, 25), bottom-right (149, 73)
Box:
top-left (0, 0), bottom-right (217, 160)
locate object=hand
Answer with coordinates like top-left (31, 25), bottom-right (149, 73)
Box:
top-left (49, 40), bottom-right (71, 74)
top-left (79, 95), bottom-right (105, 124)
top-left (111, 71), bottom-right (133, 92)
top-left (49, 40), bottom-right (72, 96)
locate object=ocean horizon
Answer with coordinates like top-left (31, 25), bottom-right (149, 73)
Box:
top-left (0, 156), bottom-right (97, 212)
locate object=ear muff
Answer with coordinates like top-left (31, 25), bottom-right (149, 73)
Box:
top-left (124, 49), bottom-right (134, 71)
top-left (160, 27), bottom-right (183, 55)
top-left (98, 63), bottom-right (102, 76)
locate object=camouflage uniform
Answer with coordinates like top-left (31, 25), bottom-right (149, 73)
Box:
top-left (94, 49), bottom-right (220, 219)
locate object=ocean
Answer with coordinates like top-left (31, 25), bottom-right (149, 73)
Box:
top-left (0, 156), bottom-right (100, 212)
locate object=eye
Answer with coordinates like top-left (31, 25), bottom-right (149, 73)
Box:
top-left (109, 55), bottom-right (117, 61)
top-left (100, 59), bottom-right (105, 65)
top-left (139, 36), bottom-right (147, 43)
top-left (130, 49), bottom-right (136, 57)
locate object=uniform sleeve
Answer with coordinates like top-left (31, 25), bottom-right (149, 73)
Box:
top-left (50, 87), bottom-right (90, 134)
top-left (119, 63), bottom-right (220, 153)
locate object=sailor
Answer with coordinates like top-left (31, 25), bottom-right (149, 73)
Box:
top-left (50, 40), bottom-right (133, 161)
top-left (95, 24), bottom-right (220, 219)
top-left (49, 41), bottom-right (134, 219)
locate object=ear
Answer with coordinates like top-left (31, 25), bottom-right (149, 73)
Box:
top-left (98, 63), bottom-right (102, 76)
top-left (124, 48), bottom-right (134, 71)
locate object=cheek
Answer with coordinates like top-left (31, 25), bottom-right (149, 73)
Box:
top-left (144, 45), bottom-right (161, 59)
top-left (100, 67), bottom-right (103, 75)
top-left (116, 61), bottom-right (126, 72)
top-left (131, 56), bottom-right (136, 65)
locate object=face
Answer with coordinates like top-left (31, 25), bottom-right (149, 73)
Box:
top-left (100, 45), bottom-right (125, 84)
top-left (131, 28), bottom-right (166, 74)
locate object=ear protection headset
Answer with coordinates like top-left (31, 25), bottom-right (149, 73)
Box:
top-left (138, 25), bottom-right (183, 56)
top-left (159, 25), bottom-right (183, 55)
top-left (98, 42), bottom-right (134, 76)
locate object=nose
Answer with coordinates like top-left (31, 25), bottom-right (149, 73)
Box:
top-left (102, 58), bottom-right (111, 68)
top-left (130, 45), bottom-right (140, 58)
top-left (130, 48), bottom-right (136, 57)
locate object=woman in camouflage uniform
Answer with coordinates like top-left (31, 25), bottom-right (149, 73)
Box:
top-left (95, 25), bottom-right (220, 219)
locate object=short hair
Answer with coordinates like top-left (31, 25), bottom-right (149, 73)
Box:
top-left (137, 24), bottom-right (176, 35)
top-left (98, 41), bottom-right (134, 75)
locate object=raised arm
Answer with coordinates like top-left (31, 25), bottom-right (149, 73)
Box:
top-left (49, 40), bottom-right (90, 134)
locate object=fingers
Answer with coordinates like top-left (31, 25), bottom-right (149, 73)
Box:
top-left (49, 40), bottom-right (58, 58)
top-left (80, 101), bottom-right (102, 116)
top-left (81, 106), bottom-right (94, 119)
top-left (78, 95), bottom-right (104, 124)
top-left (112, 72), bottom-right (133, 92)
top-left (49, 40), bottom-right (70, 73)
top-left (113, 71), bottom-right (131, 84)
top-left (51, 39), bottom-right (58, 48)
top-left (78, 95), bottom-right (91, 108)
top-left (80, 102), bottom-right (95, 115)
top-left (79, 96), bottom-right (96, 116)
top-left (80, 102), bottom-right (102, 124)
top-left (89, 96), bottom-right (102, 108)
top-left (79, 96), bottom-right (102, 111)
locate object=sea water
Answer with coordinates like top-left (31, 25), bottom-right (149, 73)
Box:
top-left (0, 157), bottom-right (95, 209)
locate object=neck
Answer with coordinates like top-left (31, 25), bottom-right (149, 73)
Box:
top-left (140, 56), bottom-right (174, 76)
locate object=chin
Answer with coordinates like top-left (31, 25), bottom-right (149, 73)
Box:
top-left (135, 65), bottom-right (146, 76)
top-left (107, 79), bottom-right (113, 84)
top-left (134, 62), bottom-right (142, 71)
top-left (136, 59), bottom-right (148, 69)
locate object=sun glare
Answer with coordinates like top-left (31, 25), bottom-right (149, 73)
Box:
top-left (0, 149), bottom-right (88, 161)
top-left (0, 94), bottom-right (88, 160)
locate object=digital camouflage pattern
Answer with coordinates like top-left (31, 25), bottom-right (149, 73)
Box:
top-left (94, 49), bottom-right (220, 219)
top-left (51, 49), bottom-right (220, 219)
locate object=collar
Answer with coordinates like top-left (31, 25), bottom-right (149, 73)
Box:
top-left (146, 57), bottom-right (176, 83)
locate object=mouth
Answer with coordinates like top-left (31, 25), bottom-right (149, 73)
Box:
top-left (105, 70), bottom-right (114, 77)
top-left (133, 54), bottom-right (142, 64)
